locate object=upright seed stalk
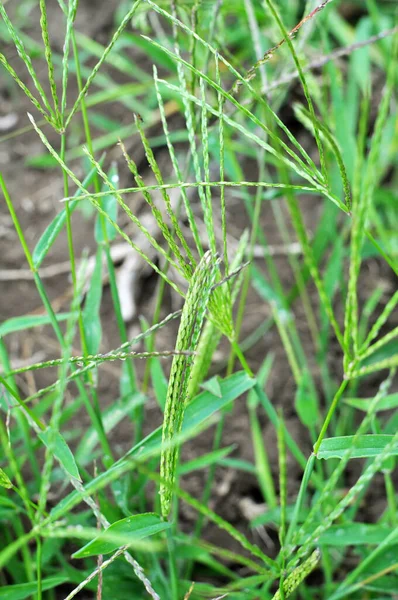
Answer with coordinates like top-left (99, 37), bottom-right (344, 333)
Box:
top-left (160, 251), bottom-right (219, 518)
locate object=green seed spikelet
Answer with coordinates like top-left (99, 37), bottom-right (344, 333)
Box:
top-left (160, 251), bottom-right (219, 518)
top-left (272, 549), bottom-right (320, 599)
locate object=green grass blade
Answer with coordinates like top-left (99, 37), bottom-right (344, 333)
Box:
top-left (317, 434), bottom-right (398, 460)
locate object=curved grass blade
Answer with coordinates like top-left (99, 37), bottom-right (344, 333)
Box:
top-left (0, 313), bottom-right (70, 338)
top-left (72, 513), bottom-right (170, 558)
top-left (0, 577), bottom-right (67, 600)
top-left (317, 434), bottom-right (398, 460)
top-left (33, 160), bottom-right (103, 268)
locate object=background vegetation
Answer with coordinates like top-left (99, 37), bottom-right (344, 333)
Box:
top-left (0, 0), bottom-right (397, 598)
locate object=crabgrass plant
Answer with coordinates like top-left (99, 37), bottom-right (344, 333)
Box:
top-left (0, 0), bottom-right (398, 598)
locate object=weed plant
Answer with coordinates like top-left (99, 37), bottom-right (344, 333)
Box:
top-left (0, 0), bottom-right (397, 598)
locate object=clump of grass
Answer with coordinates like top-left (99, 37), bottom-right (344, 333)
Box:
top-left (0, 0), bottom-right (398, 598)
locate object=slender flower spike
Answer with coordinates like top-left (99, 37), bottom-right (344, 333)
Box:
top-left (0, 467), bottom-right (12, 489)
top-left (160, 251), bottom-right (219, 518)
top-left (272, 549), bottom-right (321, 599)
